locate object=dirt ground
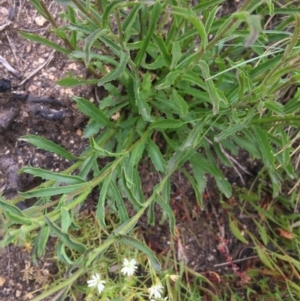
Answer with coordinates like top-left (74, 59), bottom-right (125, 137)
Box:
top-left (0, 1), bottom-right (285, 300)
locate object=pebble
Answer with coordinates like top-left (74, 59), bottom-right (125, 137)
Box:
top-left (35, 16), bottom-right (47, 27)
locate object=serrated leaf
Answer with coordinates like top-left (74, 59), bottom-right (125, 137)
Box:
top-left (96, 174), bottom-right (112, 228)
top-left (155, 70), bottom-right (181, 90)
top-left (97, 50), bottom-right (130, 86)
top-left (91, 137), bottom-right (126, 157)
top-left (20, 32), bottom-right (70, 54)
top-left (74, 96), bottom-right (113, 128)
top-left (56, 77), bottom-right (99, 87)
top-left (205, 5), bottom-right (221, 34)
top-left (35, 226), bottom-right (50, 258)
top-left (229, 218), bottom-right (248, 244)
top-left (198, 60), bottom-right (221, 115)
top-left (19, 167), bottom-right (86, 184)
top-left (146, 139), bottom-right (166, 173)
top-left (134, 2), bottom-right (162, 67)
top-left (214, 108), bottom-right (254, 142)
top-left (264, 100), bottom-right (284, 117)
top-left (102, 0), bottom-right (124, 28)
top-left (119, 235), bottom-right (161, 271)
top-left (1, 202), bottom-right (32, 225)
top-left (171, 7), bottom-right (207, 50)
top-left (130, 139), bottom-right (146, 167)
top-left (153, 34), bottom-right (171, 67)
top-left (252, 125), bottom-right (274, 168)
top-left (45, 216), bottom-right (87, 253)
top-left (171, 90), bottom-right (189, 117)
top-left (19, 135), bottom-right (78, 160)
top-left (150, 119), bottom-right (183, 130)
top-left (61, 207), bottom-right (72, 233)
top-left (20, 183), bottom-right (87, 198)
top-left (170, 41), bottom-right (182, 69)
top-left (110, 181), bottom-right (129, 223)
top-left (134, 79), bottom-right (153, 122)
top-left (121, 167), bottom-right (143, 210)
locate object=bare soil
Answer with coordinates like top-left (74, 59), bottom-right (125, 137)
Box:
top-left (0, 1), bottom-right (286, 300)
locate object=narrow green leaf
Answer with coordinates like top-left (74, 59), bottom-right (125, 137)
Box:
top-left (118, 235), bottom-right (161, 271)
top-left (252, 125), bottom-right (274, 168)
top-left (283, 14), bottom-right (300, 58)
top-left (205, 5), bottom-right (221, 34)
top-left (146, 139), bottom-right (166, 173)
top-left (134, 2), bottom-right (162, 67)
top-left (45, 216), bottom-right (87, 253)
top-left (155, 70), bottom-right (181, 90)
top-left (35, 226), bottom-right (50, 258)
top-left (96, 174), bottom-right (112, 228)
top-left (19, 135), bottom-right (78, 160)
top-left (56, 240), bottom-right (84, 266)
top-left (215, 177), bottom-right (232, 198)
top-left (150, 119), bottom-right (183, 130)
top-left (153, 34), bottom-right (171, 67)
top-left (20, 183), bottom-right (88, 198)
top-left (253, 220), bottom-right (268, 246)
top-left (102, 0), bottom-right (124, 28)
top-left (170, 41), bottom-right (182, 69)
top-left (256, 245), bottom-right (274, 270)
top-left (171, 90), bottom-right (189, 117)
top-left (30, 0), bottom-right (49, 19)
top-left (97, 50), bottom-right (130, 86)
top-left (130, 139), bottom-right (146, 167)
top-left (110, 181), bottom-right (129, 223)
top-left (156, 195), bottom-right (175, 236)
top-left (171, 7), bottom-right (207, 50)
top-left (180, 168), bottom-right (203, 210)
top-left (56, 77), bottom-right (99, 87)
top-left (74, 96), bottom-right (114, 128)
top-left (19, 167), bottom-right (86, 184)
top-left (122, 4), bottom-right (141, 41)
top-left (0, 198), bottom-right (32, 225)
top-left (134, 79), bottom-right (153, 122)
top-left (264, 100), bottom-right (284, 117)
top-left (61, 207), bottom-right (72, 233)
top-left (121, 167), bottom-right (143, 209)
top-left (198, 60), bottom-right (221, 115)
top-left (214, 108), bottom-right (254, 142)
top-left (20, 32), bottom-right (70, 54)
top-left (229, 218), bottom-right (248, 244)
top-left (91, 137), bottom-right (126, 156)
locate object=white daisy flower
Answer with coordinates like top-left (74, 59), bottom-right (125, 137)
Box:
top-left (148, 283), bottom-right (164, 299)
top-left (87, 273), bottom-right (106, 294)
top-left (121, 258), bottom-right (138, 277)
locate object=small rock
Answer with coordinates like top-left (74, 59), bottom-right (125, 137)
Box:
top-left (38, 57), bottom-right (45, 64)
top-left (68, 63), bottom-right (77, 71)
top-left (76, 129), bottom-right (82, 136)
top-left (15, 289), bottom-right (22, 298)
top-left (35, 16), bottom-right (47, 27)
top-left (0, 7), bottom-right (9, 25)
top-left (0, 276), bottom-right (6, 286)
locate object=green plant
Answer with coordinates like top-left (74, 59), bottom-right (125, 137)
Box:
top-left (1, 0), bottom-right (300, 300)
